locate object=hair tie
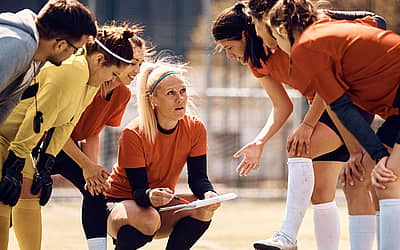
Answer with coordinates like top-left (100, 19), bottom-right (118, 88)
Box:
top-left (150, 72), bottom-right (178, 94)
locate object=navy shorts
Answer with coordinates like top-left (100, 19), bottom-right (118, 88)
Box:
top-left (376, 115), bottom-right (400, 148)
top-left (313, 108), bottom-right (374, 162)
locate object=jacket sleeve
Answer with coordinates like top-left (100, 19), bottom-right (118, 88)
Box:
top-left (0, 35), bottom-right (36, 93)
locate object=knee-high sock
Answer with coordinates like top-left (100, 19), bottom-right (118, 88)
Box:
top-left (166, 217), bottom-right (211, 250)
top-left (348, 215), bottom-right (375, 250)
top-left (376, 211), bottom-right (380, 250)
top-left (313, 201), bottom-right (340, 250)
top-left (280, 157), bottom-right (314, 242)
top-left (116, 225), bottom-right (153, 250)
top-left (12, 199), bottom-right (41, 250)
top-left (379, 199), bottom-right (400, 250)
top-left (82, 193), bottom-right (107, 250)
top-left (0, 203), bottom-right (11, 250)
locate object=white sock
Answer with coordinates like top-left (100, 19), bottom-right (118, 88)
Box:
top-left (280, 157), bottom-right (314, 243)
top-left (379, 199), bottom-right (400, 250)
top-left (376, 211), bottom-right (380, 250)
top-left (87, 237), bottom-right (107, 250)
top-left (312, 201), bottom-right (340, 250)
top-left (348, 215), bottom-right (376, 250)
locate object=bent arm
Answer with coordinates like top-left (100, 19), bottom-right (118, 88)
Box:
top-left (187, 154), bottom-right (215, 199)
top-left (330, 94), bottom-right (389, 162)
top-left (63, 137), bottom-right (97, 169)
top-left (253, 75), bottom-right (293, 145)
top-left (81, 134), bottom-right (100, 163)
top-left (302, 93), bottom-right (325, 128)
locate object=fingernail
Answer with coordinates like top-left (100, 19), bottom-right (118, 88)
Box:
top-left (360, 177), bottom-right (364, 182)
top-left (350, 182), bottom-right (354, 186)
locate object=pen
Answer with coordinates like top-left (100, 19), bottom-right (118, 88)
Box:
top-left (173, 195), bottom-right (190, 204)
top-left (159, 188), bottom-right (190, 204)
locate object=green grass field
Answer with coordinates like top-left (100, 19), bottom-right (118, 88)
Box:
top-left (7, 195), bottom-right (378, 250)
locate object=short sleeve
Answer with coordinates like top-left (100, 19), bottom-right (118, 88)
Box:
top-left (118, 129), bottom-right (146, 168)
top-left (106, 88), bottom-right (131, 127)
top-left (291, 45), bottom-right (348, 104)
top-left (189, 119), bottom-right (208, 157)
top-left (313, 68), bottom-right (349, 105)
top-left (247, 63), bottom-right (267, 78)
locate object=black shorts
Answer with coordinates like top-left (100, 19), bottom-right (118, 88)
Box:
top-left (377, 86), bottom-right (400, 147)
top-left (313, 108), bottom-right (374, 162)
top-left (376, 115), bottom-right (400, 148)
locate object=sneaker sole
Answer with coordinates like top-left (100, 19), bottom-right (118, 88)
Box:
top-left (253, 243), bottom-right (297, 250)
top-left (253, 243), bottom-right (280, 250)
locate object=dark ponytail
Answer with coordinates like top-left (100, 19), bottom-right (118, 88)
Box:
top-left (212, 2), bottom-right (269, 68)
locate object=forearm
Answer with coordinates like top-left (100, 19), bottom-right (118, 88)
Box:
top-left (255, 76), bottom-right (293, 144)
top-left (81, 134), bottom-right (100, 163)
top-left (302, 93), bottom-right (325, 128)
top-left (187, 154), bottom-right (215, 199)
top-left (325, 105), bottom-right (362, 153)
top-left (125, 167), bottom-right (151, 207)
top-left (254, 108), bottom-right (292, 145)
top-left (63, 137), bottom-right (94, 169)
top-left (330, 94), bottom-right (389, 161)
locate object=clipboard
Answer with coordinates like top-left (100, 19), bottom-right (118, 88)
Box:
top-left (159, 192), bottom-right (237, 213)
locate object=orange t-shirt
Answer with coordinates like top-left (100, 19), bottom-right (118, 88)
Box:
top-left (248, 48), bottom-right (291, 85)
top-left (105, 115), bottom-right (208, 199)
top-left (248, 16), bottom-right (381, 103)
top-left (290, 18), bottom-right (400, 119)
top-left (71, 84), bottom-right (131, 141)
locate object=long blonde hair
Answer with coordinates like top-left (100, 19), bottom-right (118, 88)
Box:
top-left (136, 61), bottom-right (187, 144)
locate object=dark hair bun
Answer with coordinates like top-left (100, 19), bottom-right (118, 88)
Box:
top-left (122, 30), bottom-right (133, 40)
top-left (234, 2), bottom-right (245, 14)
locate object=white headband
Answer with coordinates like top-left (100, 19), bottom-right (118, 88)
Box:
top-left (94, 38), bottom-right (132, 64)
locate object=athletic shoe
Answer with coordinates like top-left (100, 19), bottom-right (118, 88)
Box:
top-left (253, 231), bottom-right (297, 250)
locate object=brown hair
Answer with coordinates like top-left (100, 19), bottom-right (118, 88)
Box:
top-left (36, 0), bottom-right (97, 42)
top-left (268, 0), bottom-right (318, 46)
top-left (248, 0), bottom-right (279, 20)
top-left (212, 2), bottom-right (269, 68)
top-left (86, 24), bottom-right (142, 67)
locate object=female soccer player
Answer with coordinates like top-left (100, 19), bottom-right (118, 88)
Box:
top-left (105, 61), bottom-right (220, 250)
top-left (0, 24), bottom-right (136, 250)
top-left (266, 0), bottom-right (400, 249)
top-left (213, 1), bottom-right (384, 249)
top-left (48, 24), bottom-right (146, 250)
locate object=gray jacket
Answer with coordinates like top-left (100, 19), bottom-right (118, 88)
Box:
top-left (0, 9), bottom-right (40, 124)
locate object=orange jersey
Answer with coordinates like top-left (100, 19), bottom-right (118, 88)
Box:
top-left (290, 18), bottom-right (400, 119)
top-left (248, 16), bottom-right (381, 103)
top-left (248, 48), bottom-right (291, 85)
top-left (105, 115), bottom-right (208, 199)
top-left (71, 84), bottom-right (131, 141)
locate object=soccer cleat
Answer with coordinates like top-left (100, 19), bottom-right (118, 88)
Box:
top-left (253, 232), bottom-right (297, 250)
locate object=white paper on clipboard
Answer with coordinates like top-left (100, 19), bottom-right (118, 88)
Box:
top-left (159, 193), bottom-right (237, 213)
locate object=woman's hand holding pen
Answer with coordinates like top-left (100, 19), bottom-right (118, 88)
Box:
top-left (148, 188), bottom-right (174, 207)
